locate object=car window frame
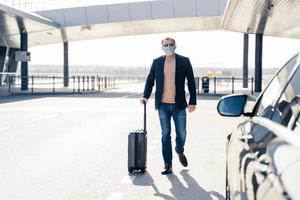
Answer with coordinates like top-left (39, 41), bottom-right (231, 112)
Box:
top-left (247, 54), bottom-right (300, 144)
top-left (273, 64), bottom-right (300, 129)
top-left (252, 53), bottom-right (300, 117)
top-left (273, 64), bottom-right (300, 106)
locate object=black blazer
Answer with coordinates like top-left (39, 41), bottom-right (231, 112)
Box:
top-left (143, 54), bottom-right (197, 110)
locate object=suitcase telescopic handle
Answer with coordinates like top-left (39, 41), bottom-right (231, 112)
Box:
top-left (143, 101), bottom-right (146, 133)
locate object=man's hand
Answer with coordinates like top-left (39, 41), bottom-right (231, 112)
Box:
top-left (188, 105), bottom-right (196, 113)
top-left (140, 98), bottom-right (148, 105)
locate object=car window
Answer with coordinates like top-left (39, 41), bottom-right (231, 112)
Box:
top-left (250, 54), bottom-right (299, 143)
top-left (251, 68), bottom-right (300, 143)
top-left (251, 106), bottom-right (281, 143)
top-left (255, 54), bottom-right (298, 116)
top-left (274, 64), bottom-right (300, 129)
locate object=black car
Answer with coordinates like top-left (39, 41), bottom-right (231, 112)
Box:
top-left (217, 53), bottom-right (300, 200)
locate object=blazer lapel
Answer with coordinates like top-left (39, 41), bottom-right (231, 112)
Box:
top-left (159, 56), bottom-right (166, 85)
top-left (175, 54), bottom-right (179, 85)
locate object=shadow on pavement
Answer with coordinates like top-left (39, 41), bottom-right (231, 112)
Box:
top-left (131, 171), bottom-right (176, 200)
top-left (131, 170), bottom-right (224, 200)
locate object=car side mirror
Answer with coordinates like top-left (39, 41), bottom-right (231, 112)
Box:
top-left (217, 94), bottom-right (248, 117)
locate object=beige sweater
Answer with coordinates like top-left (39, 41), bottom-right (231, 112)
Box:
top-left (161, 58), bottom-right (176, 103)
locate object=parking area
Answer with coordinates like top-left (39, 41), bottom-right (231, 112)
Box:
top-left (0, 83), bottom-right (239, 200)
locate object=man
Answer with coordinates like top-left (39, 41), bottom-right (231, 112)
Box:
top-left (140, 37), bottom-right (197, 175)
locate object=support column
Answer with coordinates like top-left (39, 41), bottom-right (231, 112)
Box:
top-left (0, 46), bottom-right (7, 86)
top-left (243, 34), bottom-right (249, 88)
top-left (255, 34), bottom-right (263, 93)
top-left (64, 42), bottom-right (69, 87)
top-left (21, 32), bottom-right (28, 90)
top-left (0, 46), bottom-right (7, 72)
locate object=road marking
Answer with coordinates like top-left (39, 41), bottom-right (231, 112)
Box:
top-left (106, 192), bottom-right (124, 200)
top-left (31, 115), bottom-right (56, 122)
top-left (155, 134), bottom-right (161, 138)
top-left (151, 140), bottom-right (160, 144)
top-left (148, 146), bottom-right (156, 151)
top-left (0, 126), bottom-right (10, 132)
top-left (120, 175), bottom-right (136, 184)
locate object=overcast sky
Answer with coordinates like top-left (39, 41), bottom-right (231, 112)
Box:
top-left (29, 30), bottom-right (300, 69)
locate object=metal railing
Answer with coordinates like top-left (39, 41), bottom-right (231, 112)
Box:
top-left (0, 73), bottom-right (139, 94)
top-left (195, 77), bottom-right (254, 95)
top-left (0, 73), bottom-right (256, 95)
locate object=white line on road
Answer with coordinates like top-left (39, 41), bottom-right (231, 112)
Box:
top-left (31, 115), bottom-right (57, 122)
top-left (0, 126), bottom-right (10, 132)
top-left (148, 146), bottom-right (156, 151)
top-left (106, 192), bottom-right (124, 200)
top-left (120, 175), bottom-right (136, 184)
top-left (155, 134), bottom-right (161, 138)
top-left (151, 140), bottom-right (160, 144)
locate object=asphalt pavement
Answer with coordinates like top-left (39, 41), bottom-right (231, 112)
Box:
top-left (0, 83), bottom-right (240, 200)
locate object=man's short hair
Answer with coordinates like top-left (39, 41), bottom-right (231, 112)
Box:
top-left (161, 37), bottom-right (176, 45)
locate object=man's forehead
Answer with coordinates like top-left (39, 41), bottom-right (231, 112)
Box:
top-left (162, 38), bottom-right (175, 44)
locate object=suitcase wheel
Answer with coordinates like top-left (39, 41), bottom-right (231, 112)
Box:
top-left (128, 168), bottom-right (134, 174)
top-left (140, 168), bottom-right (146, 174)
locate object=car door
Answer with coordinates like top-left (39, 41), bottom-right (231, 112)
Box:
top-left (240, 106), bottom-right (282, 200)
top-left (255, 139), bottom-right (297, 200)
top-left (255, 61), bottom-right (300, 200)
top-left (228, 53), bottom-right (299, 200)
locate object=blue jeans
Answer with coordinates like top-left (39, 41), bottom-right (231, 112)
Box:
top-left (158, 103), bottom-right (187, 166)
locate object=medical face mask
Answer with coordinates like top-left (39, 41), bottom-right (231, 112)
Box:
top-left (162, 45), bottom-right (176, 56)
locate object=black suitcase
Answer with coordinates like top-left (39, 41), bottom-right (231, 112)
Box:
top-left (128, 103), bottom-right (147, 174)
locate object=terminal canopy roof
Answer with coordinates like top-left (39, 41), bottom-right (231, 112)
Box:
top-left (222, 0), bottom-right (300, 39)
top-left (0, 0), bottom-right (227, 48)
top-left (1, 0), bottom-right (300, 48)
